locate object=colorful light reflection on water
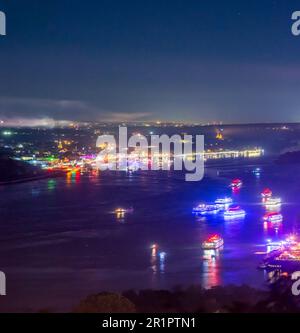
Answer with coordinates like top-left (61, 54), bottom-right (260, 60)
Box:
top-left (1, 160), bottom-right (300, 311)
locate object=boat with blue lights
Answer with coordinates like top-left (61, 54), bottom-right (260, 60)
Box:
top-left (223, 205), bottom-right (246, 218)
top-left (193, 204), bottom-right (219, 215)
top-left (202, 235), bottom-right (224, 250)
top-left (215, 197), bottom-right (233, 209)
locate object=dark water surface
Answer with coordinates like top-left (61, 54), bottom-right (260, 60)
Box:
top-left (1, 158), bottom-right (300, 312)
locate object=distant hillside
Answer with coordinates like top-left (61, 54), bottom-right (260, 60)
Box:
top-left (0, 155), bottom-right (43, 182)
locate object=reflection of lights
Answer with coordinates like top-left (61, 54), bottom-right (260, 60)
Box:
top-left (31, 188), bottom-right (40, 196)
top-left (66, 172), bottom-right (72, 185)
top-left (232, 187), bottom-right (240, 195)
top-left (115, 209), bottom-right (125, 221)
top-left (202, 249), bottom-right (221, 288)
top-left (150, 245), bottom-right (166, 274)
top-left (116, 212), bottom-right (125, 219)
top-left (159, 252), bottom-right (166, 273)
top-left (203, 249), bottom-right (219, 261)
top-left (151, 244), bottom-right (158, 257)
top-left (159, 252), bottom-right (166, 260)
top-left (2, 131), bottom-right (12, 136)
top-left (263, 220), bottom-right (283, 234)
top-left (224, 213), bottom-right (245, 220)
top-left (47, 179), bottom-right (57, 191)
top-left (253, 168), bottom-right (261, 178)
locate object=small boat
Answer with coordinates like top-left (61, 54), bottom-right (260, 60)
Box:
top-left (224, 205), bottom-right (246, 219)
top-left (261, 188), bottom-right (272, 198)
top-left (215, 197), bottom-right (233, 209)
top-left (230, 179), bottom-right (243, 189)
top-left (202, 235), bottom-right (224, 250)
top-left (264, 197), bottom-right (281, 207)
top-left (263, 212), bottom-right (283, 223)
top-left (115, 207), bottom-right (134, 214)
top-left (193, 204), bottom-right (219, 215)
top-left (253, 168), bottom-right (261, 175)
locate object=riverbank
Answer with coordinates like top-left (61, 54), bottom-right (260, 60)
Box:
top-left (61, 279), bottom-right (300, 313)
top-left (0, 170), bottom-right (66, 186)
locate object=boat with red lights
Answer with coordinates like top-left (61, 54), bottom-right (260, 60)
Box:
top-left (230, 179), bottom-right (243, 189)
top-left (202, 235), bottom-right (224, 250)
top-left (263, 212), bottom-right (283, 223)
top-left (223, 205), bottom-right (246, 219)
top-left (261, 188), bottom-right (272, 198)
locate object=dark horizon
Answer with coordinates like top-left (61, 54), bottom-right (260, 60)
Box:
top-left (1, 0), bottom-right (300, 124)
top-left (2, 121), bottom-right (300, 129)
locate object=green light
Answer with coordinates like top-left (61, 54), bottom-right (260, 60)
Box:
top-left (47, 179), bottom-right (57, 191)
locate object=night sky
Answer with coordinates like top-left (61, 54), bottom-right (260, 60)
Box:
top-left (0, 0), bottom-right (300, 124)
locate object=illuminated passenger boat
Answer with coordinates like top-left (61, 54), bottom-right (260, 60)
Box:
top-left (223, 205), bottom-right (246, 219)
top-left (193, 204), bottom-right (219, 215)
top-left (263, 212), bottom-right (283, 223)
top-left (264, 197), bottom-right (281, 207)
top-left (230, 179), bottom-right (243, 189)
top-left (202, 235), bottom-right (224, 250)
top-left (215, 197), bottom-right (233, 209)
top-left (261, 188), bottom-right (272, 198)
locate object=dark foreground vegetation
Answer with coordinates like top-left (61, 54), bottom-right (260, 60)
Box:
top-left (72, 277), bottom-right (300, 313)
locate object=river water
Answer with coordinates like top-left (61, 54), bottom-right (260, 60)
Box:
top-left (0, 157), bottom-right (299, 312)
